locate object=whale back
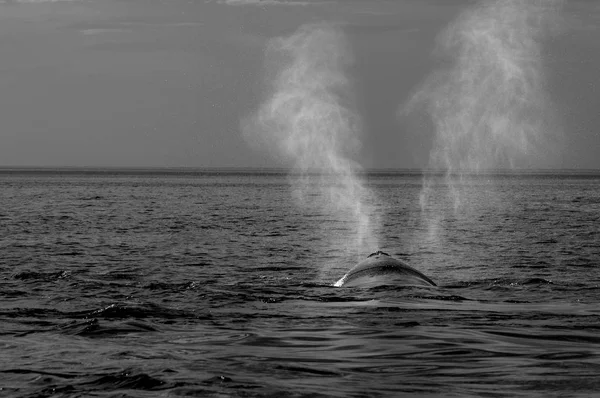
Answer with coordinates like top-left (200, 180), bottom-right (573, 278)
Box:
top-left (334, 252), bottom-right (436, 288)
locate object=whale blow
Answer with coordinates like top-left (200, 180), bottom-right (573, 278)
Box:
top-left (334, 251), bottom-right (436, 288)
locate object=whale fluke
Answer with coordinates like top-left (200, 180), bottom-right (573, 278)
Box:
top-left (334, 251), bottom-right (436, 288)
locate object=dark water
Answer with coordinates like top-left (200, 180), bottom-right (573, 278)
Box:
top-left (1, 170), bottom-right (599, 397)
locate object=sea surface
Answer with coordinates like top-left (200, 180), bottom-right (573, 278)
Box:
top-left (1, 169), bottom-right (599, 397)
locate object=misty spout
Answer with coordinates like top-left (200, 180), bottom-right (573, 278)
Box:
top-left (243, 23), bottom-right (380, 260)
top-left (406, 0), bottom-right (563, 213)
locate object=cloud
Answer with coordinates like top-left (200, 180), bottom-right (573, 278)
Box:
top-left (13, 0), bottom-right (79, 3)
top-left (0, 0), bottom-right (79, 3)
top-left (81, 28), bottom-right (127, 35)
top-left (216, 0), bottom-right (313, 6)
top-left (76, 22), bottom-right (203, 36)
top-left (345, 22), bottom-right (420, 35)
top-left (118, 21), bottom-right (203, 28)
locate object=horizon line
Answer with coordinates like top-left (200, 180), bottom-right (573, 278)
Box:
top-left (1, 165), bottom-right (599, 176)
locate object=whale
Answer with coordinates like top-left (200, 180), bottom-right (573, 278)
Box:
top-left (334, 251), bottom-right (436, 288)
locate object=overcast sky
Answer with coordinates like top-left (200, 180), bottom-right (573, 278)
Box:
top-left (0, 0), bottom-right (598, 169)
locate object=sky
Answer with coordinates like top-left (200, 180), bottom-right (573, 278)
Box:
top-left (0, 0), bottom-right (598, 170)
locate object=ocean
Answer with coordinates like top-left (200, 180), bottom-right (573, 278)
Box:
top-left (1, 169), bottom-right (599, 397)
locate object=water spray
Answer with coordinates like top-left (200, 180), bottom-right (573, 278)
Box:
top-left (243, 23), bottom-right (380, 264)
top-left (405, 0), bottom-right (562, 212)
top-left (397, 0), bottom-right (563, 274)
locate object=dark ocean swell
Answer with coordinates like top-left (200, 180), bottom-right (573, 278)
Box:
top-left (1, 171), bottom-right (600, 397)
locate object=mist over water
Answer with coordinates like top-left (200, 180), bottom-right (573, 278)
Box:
top-left (243, 23), bottom-right (380, 266)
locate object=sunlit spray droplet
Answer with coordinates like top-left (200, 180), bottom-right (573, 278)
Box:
top-left (403, 0), bottom-right (563, 250)
top-left (243, 23), bottom-right (381, 276)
